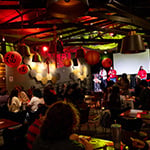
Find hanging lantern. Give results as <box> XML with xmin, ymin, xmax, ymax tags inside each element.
<box><xmin>85</xmin><ymin>50</ymin><xmax>100</xmax><ymax>65</ymax></box>
<box><xmin>76</xmin><ymin>47</ymin><xmax>85</xmax><ymax>58</ymax></box>
<box><xmin>17</xmin><ymin>43</ymin><xmax>31</xmax><ymax>57</ymax></box>
<box><xmin>17</xmin><ymin>64</ymin><xmax>29</xmax><ymax>74</ymax></box>
<box><xmin>102</xmin><ymin>58</ymin><xmax>112</xmax><ymax>68</ymax></box>
<box><xmin>63</xmin><ymin>58</ymin><xmax>72</xmax><ymax>67</ymax></box>
<box><xmin>4</xmin><ymin>51</ymin><xmax>22</xmax><ymax>67</ymax></box>
<box><xmin>32</xmin><ymin>52</ymin><xmax>42</xmax><ymax>62</ymax></box>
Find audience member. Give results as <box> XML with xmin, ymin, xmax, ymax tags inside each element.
<box><xmin>137</xmin><ymin>65</ymin><xmax>147</xmax><ymax>80</ymax></box>
<box><xmin>7</xmin><ymin>88</ymin><xmax>22</xmax><ymax>113</ymax></box>
<box><xmin>116</xmin><ymin>73</ymin><xmax>130</xmax><ymax>95</ymax></box>
<box><xmin>32</xmin><ymin>101</ymin><xmax>93</xmax><ymax>150</ymax></box>
<box><xmin>28</xmin><ymin>88</ymin><xmax>45</xmax><ymax>112</ymax></box>
<box><xmin>137</xmin><ymin>80</ymin><xmax>150</xmax><ymax>110</ymax></box>
<box><xmin>0</xmin><ymin>88</ymin><xmax>9</xmax><ymax>107</ymax></box>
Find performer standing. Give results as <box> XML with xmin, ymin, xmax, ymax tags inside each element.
<box><xmin>137</xmin><ymin>66</ymin><xmax>147</xmax><ymax>80</ymax></box>
<box><xmin>99</xmin><ymin>67</ymin><xmax>107</xmax><ymax>89</ymax></box>
<box><xmin>93</xmin><ymin>73</ymin><xmax>101</xmax><ymax>92</ymax></box>
<box><xmin>108</xmin><ymin>66</ymin><xmax>117</xmax><ymax>82</ymax></box>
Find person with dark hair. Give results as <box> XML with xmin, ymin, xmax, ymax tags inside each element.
<box><xmin>43</xmin><ymin>85</ymin><xmax>57</xmax><ymax>105</ymax></box>
<box><xmin>116</xmin><ymin>73</ymin><xmax>130</xmax><ymax>95</ymax></box>
<box><xmin>7</xmin><ymin>88</ymin><xmax>22</xmax><ymax>113</ymax></box>
<box><xmin>0</xmin><ymin>88</ymin><xmax>9</xmax><ymax>107</ymax></box>
<box><xmin>137</xmin><ymin>66</ymin><xmax>147</xmax><ymax>80</ymax></box>
<box><xmin>107</xmin><ymin>85</ymin><xmax>122</xmax><ymax>121</ymax></box>
<box><xmin>137</xmin><ymin>80</ymin><xmax>150</xmax><ymax>110</ymax></box>
<box><xmin>32</xmin><ymin>101</ymin><xmax>93</xmax><ymax>150</ymax></box>
<box><xmin>26</xmin><ymin>85</ymin><xmax>57</xmax><ymax>150</ymax></box>
<box><xmin>108</xmin><ymin>66</ymin><xmax>117</xmax><ymax>83</ymax></box>
<box><xmin>28</xmin><ymin>88</ymin><xmax>45</xmax><ymax>112</ymax></box>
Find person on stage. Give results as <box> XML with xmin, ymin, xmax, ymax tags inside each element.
<box><xmin>108</xmin><ymin>66</ymin><xmax>117</xmax><ymax>83</ymax></box>
<box><xmin>93</xmin><ymin>73</ymin><xmax>101</xmax><ymax>92</ymax></box>
<box><xmin>99</xmin><ymin>67</ymin><xmax>107</xmax><ymax>89</ymax></box>
<box><xmin>137</xmin><ymin>66</ymin><xmax>147</xmax><ymax>80</ymax></box>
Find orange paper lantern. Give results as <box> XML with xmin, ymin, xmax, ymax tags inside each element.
<box><xmin>85</xmin><ymin>50</ymin><xmax>100</xmax><ymax>65</ymax></box>
<box><xmin>17</xmin><ymin>64</ymin><xmax>29</xmax><ymax>74</ymax></box>
<box><xmin>102</xmin><ymin>58</ymin><xmax>112</xmax><ymax>68</ymax></box>
<box><xmin>4</xmin><ymin>51</ymin><xmax>22</xmax><ymax>67</ymax></box>
<box><xmin>63</xmin><ymin>58</ymin><xmax>72</xmax><ymax>67</ymax></box>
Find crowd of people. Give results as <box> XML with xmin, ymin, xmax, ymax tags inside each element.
<box><xmin>0</xmin><ymin>65</ymin><xmax>150</xmax><ymax>150</ymax></box>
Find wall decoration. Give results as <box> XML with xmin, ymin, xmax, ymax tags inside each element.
<box><xmin>4</xmin><ymin>51</ymin><xmax>22</xmax><ymax>67</ymax></box>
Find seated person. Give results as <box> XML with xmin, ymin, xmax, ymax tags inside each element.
<box><xmin>32</xmin><ymin>101</ymin><xmax>93</xmax><ymax>150</ymax></box>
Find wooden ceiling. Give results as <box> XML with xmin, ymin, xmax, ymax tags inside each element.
<box><xmin>0</xmin><ymin>0</ymin><xmax>150</xmax><ymax>52</ymax></box>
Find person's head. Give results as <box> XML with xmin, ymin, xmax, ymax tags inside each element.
<box><xmin>122</xmin><ymin>73</ymin><xmax>127</xmax><ymax>79</ymax></box>
<box><xmin>111</xmin><ymin>85</ymin><xmax>120</xmax><ymax>94</ymax></box>
<box><xmin>139</xmin><ymin>80</ymin><xmax>148</xmax><ymax>88</ymax></box>
<box><xmin>110</xmin><ymin>66</ymin><xmax>113</xmax><ymax>70</ymax></box>
<box><xmin>32</xmin><ymin>88</ymin><xmax>42</xmax><ymax>98</ymax></box>
<box><xmin>43</xmin><ymin>85</ymin><xmax>57</xmax><ymax>105</ymax></box>
<box><xmin>40</xmin><ymin>101</ymin><xmax>80</xmax><ymax>140</ymax></box>
<box><xmin>139</xmin><ymin>66</ymin><xmax>143</xmax><ymax>70</ymax></box>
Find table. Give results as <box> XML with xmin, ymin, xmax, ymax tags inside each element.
<box><xmin>79</xmin><ymin>135</ymin><xmax>127</xmax><ymax>150</ymax></box>
<box><xmin>120</xmin><ymin>109</ymin><xmax>150</xmax><ymax>120</ymax></box>
<box><xmin>0</xmin><ymin>119</ymin><xmax>21</xmax><ymax>130</ymax></box>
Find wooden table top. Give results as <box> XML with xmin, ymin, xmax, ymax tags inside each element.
<box><xmin>0</xmin><ymin>118</ymin><xmax>21</xmax><ymax>130</ymax></box>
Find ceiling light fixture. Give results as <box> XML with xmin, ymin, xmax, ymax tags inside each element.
<box><xmin>120</xmin><ymin>31</ymin><xmax>145</xmax><ymax>54</ymax></box>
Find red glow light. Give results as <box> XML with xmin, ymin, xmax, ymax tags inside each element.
<box><xmin>42</xmin><ymin>46</ymin><xmax>48</xmax><ymax>52</ymax></box>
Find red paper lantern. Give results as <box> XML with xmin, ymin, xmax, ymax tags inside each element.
<box><xmin>85</xmin><ymin>50</ymin><xmax>100</xmax><ymax>65</ymax></box>
<box><xmin>4</xmin><ymin>51</ymin><xmax>22</xmax><ymax>67</ymax></box>
<box><xmin>17</xmin><ymin>64</ymin><xmax>29</xmax><ymax>74</ymax></box>
<box><xmin>63</xmin><ymin>58</ymin><xmax>72</xmax><ymax>67</ymax></box>
<box><xmin>102</xmin><ymin>58</ymin><xmax>112</xmax><ymax>68</ymax></box>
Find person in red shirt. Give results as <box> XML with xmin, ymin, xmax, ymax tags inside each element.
<box><xmin>108</xmin><ymin>66</ymin><xmax>117</xmax><ymax>83</ymax></box>
<box><xmin>137</xmin><ymin>66</ymin><xmax>147</xmax><ymax>80</ymax></box>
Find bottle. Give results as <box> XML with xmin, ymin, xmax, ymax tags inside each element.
<box><xmin>111</xmin><ymin>124</ymin><xmax>122</xmax><ymax>150</ymax></box>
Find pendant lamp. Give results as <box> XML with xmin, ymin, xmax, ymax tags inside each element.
<box><xmin>47</xmin><ymin>0</ymin><xmax>89</xmax><ymax>19</ymax></box>
<box><xmin>32</xmin><ymin>53</ymin><xmax>42</xmax><ymax>62</ymax></box>
<box><xmin>120</xmin><ymin>31</ymin><xmax>145</xmax><ymax>54</ymax></box>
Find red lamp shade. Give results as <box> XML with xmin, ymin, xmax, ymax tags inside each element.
<box><xmin>4</xmin><ymin>51</ymin><xmax>22</xmax><ymax>67</ymax></box>
<box><xmin>102</xmin><ymin>58</ymin><xmax>112</xmax><ymax>68</ymax></box>
<box><xmin>17</xmin><ymin>64</ymin><xmax>29</xmax><ymax>74</ymax></box>
<box><xmin>85</xmin><ymin>50</ymin><xmax>100</xmax><ymax>65</ymax></box>
<box><xmin>63</xmin><ymin>58</ymin><xmax>72</xmax><ymax>67</ymax></box>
